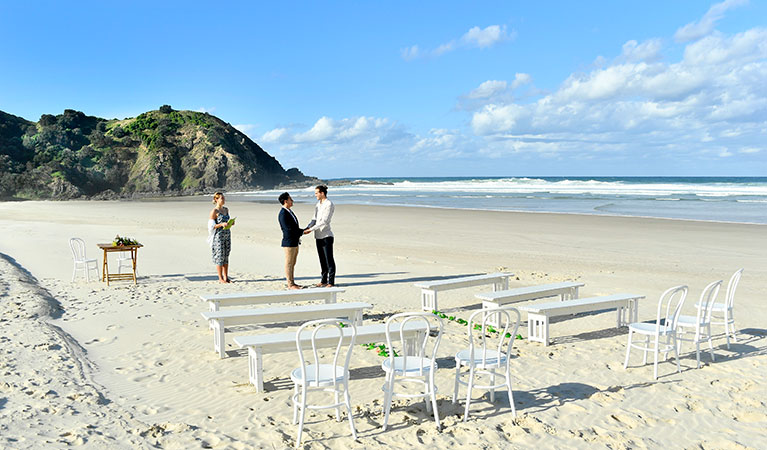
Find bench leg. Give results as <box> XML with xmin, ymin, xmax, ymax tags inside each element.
<box><xmin>209</xmin><ymin>301</ymin><xmax>219</xmax><ymax>330</ymax></box>
<box><xmin>421</xmin><ymin>290</ymin><xmax>437</xmax><ymax>311</ymax></box>
<box><xmin>328</xmin><ymin>292</ymin><xmax>337</xmax><ymax>304</ymax></box>
<box><xmin>248</xmin><ymin>347</ymin><xmax>264</xmax><ymax>392</ymax></box>
<box><xmin>482</xmin><ymin>301</ymin><xmax>501</xmax><ymax>327</ymax></box>
<box><xmin>349</xmin><ymin>311</ymin><xmax>363</xmax><ymax>326</ymax></box>
<box><xmin>527</xmin><ymin>313</ymin><xmax>549</xmax><ymax>346</ymax></box>
<box><xmin>213</xmin><ymin>320</ymin><xmax>226</xmax><ymax>358</ymax></box>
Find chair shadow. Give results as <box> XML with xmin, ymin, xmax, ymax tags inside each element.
<box><xmin>512</xmin><ymin>381</ymin><xmax>665</xmax><ymax>415</ymax></box>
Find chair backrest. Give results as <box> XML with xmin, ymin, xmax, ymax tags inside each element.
<box><xmin>466</xmin><ymin>307</ymin><xmax>521</xmax><ymax>369</ymax></box>
<box><xmin>725</xmin><ymin>269</ymin><xmax>744</xmax><ymax>309</ymax></box>
<box><xmin>655</xmin><ymin>285</ymin><xmax>688</xmax><ymax>331</ymax></box>
<box><xmin>295</xmin><ymin>318</ymin><xmax>356</xmax><ymax>388</ymax></box>
<box><xmin>384</xmin><ymin>312</ymin><xmax>443</xmax><ymax>376</ymax></box>
<box><xmin>69</xmin><ymin>238</ymin><xmax>87</xmax><ymax>261</ymax></box>
<box><xmin>696</xmin><ymin>280</ymin><xmax>723</xmax><ymax>325</ymax></box>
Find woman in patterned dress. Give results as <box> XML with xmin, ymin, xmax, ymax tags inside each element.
<box><xmin>209</xmin><ymin>192</ymin><xmax>233</xmax><ymax>283</ymax></box>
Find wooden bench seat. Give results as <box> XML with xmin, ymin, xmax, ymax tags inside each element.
<box><xmin>234</xmin><ymin>322</ymin><xmax>428</xmax><ymax>392</ymax></box>
<box><xmin>201</xmin><ymin>302</ymin><xmax>372</xmax><ymax>358</ymax></box>
<box><xmin>200</xmin><ymin>287</ymin><xmax>345</xmax><ymax>312</ymax></box>
<box><xmin>476</xmin><ymin>281</ymin><xmax>585</xmax><ymax>326</ymax></box>
<box><xmin>414</xmin><ymin>272</ymin><xmax>513</xmax><ymax>311</ymax></box>
<box><xmin>518</xmin><ymin>294</ymin><xmax>644</xmax><ymax>346</ymax></box>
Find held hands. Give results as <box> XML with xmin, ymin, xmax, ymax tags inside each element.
<box><xmin>303</xmin><ymin>228</ymin><xmax>312</xmax><ymax>235</ymax></box>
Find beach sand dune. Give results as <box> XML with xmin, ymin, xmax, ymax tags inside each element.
<box><xmin>0</xmin><ymin>200</ymin><xmax>765</xmax><ymax>448</ymax></box>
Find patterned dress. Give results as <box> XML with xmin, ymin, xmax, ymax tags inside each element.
<box><xmin>212</xmin><ymin>210</ymin><xmax>231</xmax><ymax>265</ymax></box>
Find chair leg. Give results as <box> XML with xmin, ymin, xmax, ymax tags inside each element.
<box><xmin>292</xmin><ymin>383</ymin><xmax>299</xmax><ymax>424</ymax></box>
<box><xmin>429</xmin><ymin>374</ymin><xmax>440</xmax><ymax>429</ymax></box>
<box><xmin>382</xmin><ymin>373</ymin><xmax>395</xmax><ymax>431</ymax></box>
<box><xmin>344</xmin><ymin>381</ymin><xmax>357</xmax><ymax>440</ymax></box>
<box><xmin>335</xmin><ymin>390</ymin><xmax>341</xmax><ymax>422</ymax></box>
<box><xmin>672</xmin><ymin>335</ymin><xmax>681</xmax><ymax>375</ymax></box>
<box><xmin>707</xmin><ymin>324</ymin><xmax>715</xmax><ymax>362</ymax></box>
<box><xmin>452</xmin><ymin>363</ymin><xmax>460</xmax><ymax>403</ymax></box>
<box><xmin>624</xmin><ymin>330</ymin><xmax>633</xmax><ymax>369</ymax></box>
<box><xmin>653</xmin><ymin>336</ymin><xmax>660</xmax><ymax>380</ymax></box>
<box><xmin>728</xmin><ymin>310</ymin><xmax>738</xmax><ymax>344</ymax></box>
<box><xmin>296</xmin><ymin>385</ymin><xmax>307</xmax><ymax>449</ymax></box>
<box><xmin>643</xmin><ymin>335</ymin><xmax>649</xmax><ymax>365</ymax></box>
<box><xmin>505</xmin><ymin>365</ymin><xmax>516</xmax><ymax>418</ymax></box>
<box><xmin>72</xmin><ymin>265</ymin><xmax>77</xmax><ymax>282</ymax></box>
<box><xmin>463</xmin><ymin>367</ymin><xmax>475</xmax><ymax>422</ymax></box>
<box><xmin>695</xmin><ymin>333</ymin><xmax>701</xmax><ymax>369</ymax></box>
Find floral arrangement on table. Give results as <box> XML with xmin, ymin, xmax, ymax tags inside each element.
<box><xmin>112</xmin><ymin>235</ymin><xmax>141</xmax><ymax>246</ymax></box>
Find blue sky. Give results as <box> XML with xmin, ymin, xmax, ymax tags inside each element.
<box><xmin>1</xmin><ymin>1</ymin><xmax>766</xmax><ymax>178</ymax></box>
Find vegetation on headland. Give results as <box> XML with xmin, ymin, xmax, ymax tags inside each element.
<box><xmin>0</xmin><ymin>106</ymin><xmax>317</xmax><ymax>200</ymax></box>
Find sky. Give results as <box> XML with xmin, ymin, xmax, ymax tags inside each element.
<box><xmin>1</xmin><ymin>0</ymin><xmax>766</xmax><ymax>178</ymax></box>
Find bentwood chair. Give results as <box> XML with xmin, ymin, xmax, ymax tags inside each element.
<box><xmin>624</xmin><ymin>285</ymin><xmax>688</xmax><ymax>380</ymax></box>
<box><xmin>69</xmin><ymin>238</ymin><xmax>99</xmax><ymax>282</ymax></box>
<box><xmin>453</xmin><ymin>306</ymin><xmax>521</xmax><ymax>421</ymax></box>
<box><xmin>290</xmin><ymin>318</ymin><xmax>357</xmax><ymax>448</ymax></box>
<box><xmin>381</xmin><ymin>312</ymin><xmax>444</xmax><ymax>431</ymax></box>
<box><xmin>677</xmin><ymin>280</ymin><xmax>722</xmax><ymax>369</ymax></box>
<box><xmin>698</xmin><ymin>269</ymin><xmax>743</xmax><ymax>349</ymax></box>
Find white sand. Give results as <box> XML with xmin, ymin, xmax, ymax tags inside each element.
<box><xmin>0</xmin><ymin>199</ymin><xmax>765</xmax><ymax>449</ymax></box>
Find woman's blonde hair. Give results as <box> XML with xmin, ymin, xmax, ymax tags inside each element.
<box><xmin>213</xmin><ymin>192</ymin><xmax>224</xmax><ymax>204</ymax></box>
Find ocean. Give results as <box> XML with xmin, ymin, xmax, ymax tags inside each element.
<box><xmin>229</xmin><ymin>177</ymin><xmax>767</xmax><ymax>225</ymax></box>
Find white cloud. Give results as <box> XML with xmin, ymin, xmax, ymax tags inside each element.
<box><xmin>739</xmin><ymin>147</ymin><xmax>760</xmax><ymax>153</ymax></box>
<box><xmin>400</xmin><ymin>45</ymin><xmax>421</xmax><ymax>61</ymax></box>
<box><xmin>261</xmin><ymin>127</ymin><xmax>287</xmax><ymax>143</ymax></box>
<box><xmin>510</xmin><ymin>73</ymin><xmax>532</xmax><ymax>89</ymax></box>
<box><xmin>719</xmin><ymin>149</ymin><xmax>734</xmax><ymax>157</ymax></box>
<box><xmin>467</xmin><ymin>80</ymin><xmax>508</xmax><ymax>99</ymax></box>
<box><xmin>674</xmin><ymin>0</ymin><xmax>748</xmax><ymax>42</ymax></box>
<box><xmin>402</xmin><ymin>24</ymin><xmax>512</xmax><ymax>60</ymax></box>
<box><xmin>461</xmin><ymin>25</ymin><xmax>510</xmax><ymax>49</ymax></box>
<box><xmin>465</xmin><ymin>24</ymin><xmax>767</xmax><ymax>165</ymax></box>
<box><xmin>295</xmin><ymin>116</ymin><xmax>336</xmax><ymax>143</ymax></box>
<box><xmin>620</xmin><ymin>39</ymin><xmax>663</xmax><ymax>62</ymax></box>
<box><xmin>196</xmin><ymin>107</ymin><xmax>216</xmax><ymax>113</ymax></box>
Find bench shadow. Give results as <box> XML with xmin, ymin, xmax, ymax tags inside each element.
<box><xmin>337</xmin><ymin>272</ymin><xmax>485</xmax><ymax>288</ymax></box>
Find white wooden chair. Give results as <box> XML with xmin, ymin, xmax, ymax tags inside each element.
<box><xmin>698</xmin><ymin>269</ymin><xmax>743</xmax><ymax>349</ymax></box>
<box><xmin>677</xmin><ymin>280</ymin><xmax>722</xmax><ymax>369</ymax></box>
<box><xmin>290</xmin><ymin>318</ymin><xmax>357</xmax><ymax>448</ymax></box>
<box><xmin>69</xmin><ymin>238</ymin><xmax>99</xmax><ymax>282</ymax></box>
<box><xmin>117</xmin><ymin>253</ymin><xmax>136</xmax><ymax>275</ymax></box>
<box><xmin>381</xmin><ymin>312</ymin><xmax>444</xmax><ymax>431</ymax></box>
<box><xmin>453</xmin><ymin>306</ymin><xmax>521</xmax><ymax>421</ymax></box>
<box><xmin>624</xmin><ymin>285</ymin><xmax>688</xmax><ymax>380</ymax></box>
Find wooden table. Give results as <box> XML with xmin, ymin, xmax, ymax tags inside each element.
<box><xmin>97</xmin><ymin>244</ymin><xmax>142</xmax><ymax>285</ymax></box>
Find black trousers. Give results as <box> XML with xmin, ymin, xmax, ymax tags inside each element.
<box><xmin>316</xmin><ymin>236</ymin><xmax>336</xmax><ymax>285</ymax></box>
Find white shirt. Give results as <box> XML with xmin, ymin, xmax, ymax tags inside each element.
<box><xmin>308</xmin><ymin>199</ymin><xmax>334</xmax><ymax>239</ymax></box>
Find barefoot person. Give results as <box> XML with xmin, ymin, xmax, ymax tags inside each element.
<box><xmin>303</xmin><ymin>185</ymin><xmax>336</xmax><ymax>287</ymax></box>
<box><xmin>208</xmin><ymin>192</ymin><xmax>234</xmax><ymax>283</ymax></box>
<box><xmin>278</xmin><ymin>192</ymin><xmax>303</xmax><ymax>289</ymax></box>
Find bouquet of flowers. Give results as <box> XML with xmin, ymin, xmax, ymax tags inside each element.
<box><xmin>112</xmin><ymin>235</ymin><xmax>141</xmax><ymax>246</ymax></box>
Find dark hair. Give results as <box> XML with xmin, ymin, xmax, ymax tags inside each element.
<box><xmin>278</xmin><ymin>192</ymin><xmax>291</xmax><ymax>205</ymax></box>
<box><xmin>315</xmin><ymin>185</ymin><xmax>328</xmax><ymax>195</ymax></box>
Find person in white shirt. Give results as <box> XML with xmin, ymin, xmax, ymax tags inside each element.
<box><xmin>303</xmin><ymin>185</ymin><xmax>336</xmax><ymax>287</ymax></box>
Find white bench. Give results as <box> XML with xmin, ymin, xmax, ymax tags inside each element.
<box><xmin>233</xmin><ymin>322</ymin><xmax>428</xmax><ymax>392</ymax></box>
<box><xmin>518</xmin><ymin>294</ymin><xmax>644</xmax><ymax>346</ymax></box>
<box><xmin>414</xmin><ymin>272</ymin><xmax>513</xmax><ymax>311</ymax></box>
<box><xmin>201</xmin><ymin>302</ymin><xmax>372</xmax><ymax>358</ymax></box>
<box><xmin>476</xmin><ymin>281</ymin><xmax>585</xmax><ymax>326</ymax></box>
<box><xmin>200</xmin><ymin>287</ymin><xmax>345</xmax><ymax>312</ymax></box>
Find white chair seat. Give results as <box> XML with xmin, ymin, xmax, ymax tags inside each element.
<box><xmin>696</xmin><ymin>302</ymin><xmax>727</xmax><ymax>312</ymax></box>
<box><xmin>629</xmin><ymin>322</ymin><xmax>674</xmax><ymax>335</ymax></box>
<box><xmin>455</xmin><ymin>349</ymin><xmax>507</xmax><ymax>367</ymax></box>
<box><xmin>382</xmin><ymin>356</ymin><xmax>435</xmax><ymax>374</ymax></box>
<box><xmin>290</xmin><ymin>364</ymin><xmax>346</xmax><ymax>386</ymax></box>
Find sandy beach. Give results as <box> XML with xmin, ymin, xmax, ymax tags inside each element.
<box><xmin>1</xmin><ymin>198</ymin><xmax>765</xmax><ymax>449</ymax></box>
